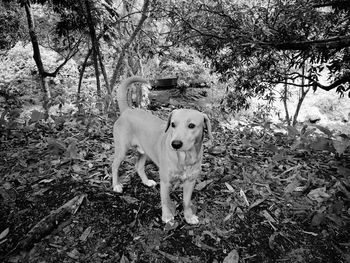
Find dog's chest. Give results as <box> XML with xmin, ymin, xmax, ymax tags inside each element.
<box><xmin>170</xmin><ymin>152</ymin><xmax>201</xmax><ymax>182</ymax></box>
<box><xmin>170</xmin><ymin>164</ymin><xmax>201</xmax><ymax>182</ymax></box>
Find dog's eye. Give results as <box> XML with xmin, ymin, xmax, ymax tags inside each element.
<box><xmin>171</xmin><ymin>122</ymin><xmax>176</xmax><ymax>128</ymax></box>
<box><xmin>188</xmin><ymin>123</ymin><xmax>195</xmax><ymax>129</ymax></box>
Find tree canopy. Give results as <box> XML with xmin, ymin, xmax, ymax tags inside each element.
<box><xmin>165</xmin><ymin>0</ymin><xmax>350</xmax><ymax>96</ymax></box>
<box><xmin>1</xmin><ymin>0</ymin><xmax>349</xmax><ymax>110</ymax></box>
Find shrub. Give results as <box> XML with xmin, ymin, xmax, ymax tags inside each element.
<box><xmin>155</xmin><ymin>46</ymin><xmax>218</xmax><ymax>88</ymax></box>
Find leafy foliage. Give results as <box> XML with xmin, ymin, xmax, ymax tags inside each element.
<box><xmin>156</xmin><ymin>46</ymin><xmax>218</xmax><ymax>88</ymax></box>
<box><xmin>166</xmin><ymin>0</ymin><xmax>350</xmax><ymax>96</ymax></box>
<box><xmin>0</xmin><ymin>1</ymin><xmax>25</xmax><ymax>49</ymax></box>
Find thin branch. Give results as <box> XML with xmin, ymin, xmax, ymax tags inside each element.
<box><xmin>43</xmin><ymin>37</ymin><xmax>82</xmax><ymax>78</ymax></box>
<box><xmin>270</xmin><ymin>71</ymin><xmax>350</xmax><ymax>92</ymax></box>
<box><xmin>269</xmin><ymin>81</ymin><xmax>314</xmax><ymax>87</ymax></box>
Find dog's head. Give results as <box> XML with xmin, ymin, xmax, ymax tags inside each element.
<box><xmin>165</xmin><ymin>109</ymin><xmax>213</xmax><ymax>152</ymax></box>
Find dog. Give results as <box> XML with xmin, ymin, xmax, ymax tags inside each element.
<box><xmin>112</xmin><ymin>76</ymin><xmax>213</xmax><ymax>224</ymax></box>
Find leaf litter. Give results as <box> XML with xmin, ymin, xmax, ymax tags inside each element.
<box><xmin>0</xmin><ymin>111</ymin><xmax>349</xmax><ymax>262</ymax></box>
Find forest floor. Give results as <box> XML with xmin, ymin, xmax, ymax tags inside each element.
<box><xmin>1</xmin><ymin>97</ymin><xmax>350</xmax><ymax>263</ymax></box>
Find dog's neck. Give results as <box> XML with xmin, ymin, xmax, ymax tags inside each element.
<box><xmin>176</xmin><ymin>147</ymin><xmax>201</xmax><ymax>167</ymax></box>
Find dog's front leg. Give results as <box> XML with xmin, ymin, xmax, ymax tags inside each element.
<box><xmin>160</xmin><ymin>180</ymin><xmax>175</xmax><ymax>223</ymax></box>
<box><xmin>183</xmin><ymin>179</ymin><xmax>199</xmax><ymax>224</ymax></box>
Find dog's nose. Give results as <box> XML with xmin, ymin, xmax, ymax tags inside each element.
<box><xmin>171</xmin><ymin>140</ymin><xmax>183</xmax><ymax>150</ymax></box>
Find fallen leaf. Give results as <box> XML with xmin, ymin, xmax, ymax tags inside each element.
<box><xmin>269</xmin><ymin>233</ymin><xmax>277</xmax><ymax>249</ymax></box>
<box><xmin>284</xmin><ymin>180</ymin><xmax>300</xmax><ymax>194</ymax></box>
<box><xmin>223</xmin><ymin>213</ymin><xmax>233</xmax><ymax>222</ymax></box>
<box><xmin>120</xmin><ymin>196</ymin><xmax>139</xmax><ymax>204</ymax></box>
<box><xmin>225</xmin><ymin>182</ymin><xmax>235</xmax><ymax>193</ymax></box>
<box><xmin>223</xmin><ymin>249</ymin><xmax>239</xmax><ymax>263</ymax></box>
<box><xmin>72</xmin><ymin>164</ymin><xmax>82</xmax><ymax>173</ymax></box>
<box><xmin>195</xmin><ymin>179</ymin><xmax>213</xmax><ymax>191</ymax></box>
<box><xmin>311</xmin><ymin>212</ymin><xmax>325</xmax><ymax>227</ymax></box>
<box><xmin>164</xmin><ymin>220</ymin><xmax>178</xmax><ymax>231</ymax></box>
<box><xmin>236</xmin><ymin>207</ymin><xmax>244</xmax><ymax>220</ymax></box>
<box><xmin>0</xmin><ymin>228</ymin><xmax>9</xmax><ymax>240</ymax></box>
<box><xmin>337</xmin><ymin>166</ymin><xmax>350</xmax><ymax>177</ymax></box>
<box><xmin>101</xmin><ymin>142</ymin><xmax>111</xmax><ymax>150</ymax></box>
<box><xmin>79</xmin><ymin>226</ymin><xmax>92</xmax><ymax>241</ymax></box>
<box><xmin>240</xmin><ymin>189</ymin><xmax>249</xmax><ymax>206</ymax></box>
<box><xmin>327</xmin><ymin>214</ymin><xmax>343</xmax><ymax>226</ymax></box>
<box><xmin>2</xmin><ymin>182</ymin><xmax>12</xmax><ymax>190</ymax></box>
<box><xmin>307</xmin><ymin>187</ymin><xmax>330</xmax><ymax>203</ymax></box>
<box><xmin>67</xmin><ymin>248</ymin><xmax>80</xmax><ymax>259</ymax></box>
<box><xmin>333</xmin><ymin>139</ymin><xmax>350</xmax><ymax>155</ymax></box>
<box><xmin>39</xmin><ymin>178</ymin><xmax>55</xmax><ymax>184</ymax></box>
<box><xmin>287</xmin><ymin>125</ymin><xmax>299</xmax><ymax>137</ymax></box>
<box><xmin>47</xmin><ymin>138</ymin><xmax>66</xmax><ymax>155</ymax></box>
<box><xmin>208</xmin><ymin>146</ymin><xmax>225</xmax><ymax>155</ymax></box>
<box><xmin>33</xmin><ymin>188</ymin><xmax>50</xmax><ymax>196</ymax></box>
<box><xmin>66</xmin><ymin>140</ymin><xmax>81</xmax><ymax>160</ymax></box>
<box><xmin>261</xmin><ymin>210</ymin><xmax>276</xmax><ymax>223</ymax></box>
<box><xmin>30</xmin><ymin>110</ymin><xmax>45</xmax><ymax>122</ymax></box>
<box><xmin>265</xmin><ymin>143</ymin><xmax>279</xmax><ymax>153</ymax></box>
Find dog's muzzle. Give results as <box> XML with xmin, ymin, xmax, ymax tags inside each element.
<box><xmin>171</xmin><ymin>140</ymin><xmax>183</xmax><ymax>150</ymax></box>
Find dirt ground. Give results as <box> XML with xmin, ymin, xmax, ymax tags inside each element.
<box><xmin>1</xmin><ymin>109</ymin><xmax>350</xmax><ymax>263</ymax></box>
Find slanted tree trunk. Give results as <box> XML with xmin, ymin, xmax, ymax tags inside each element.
<box><xmin>77</xmin><ymin>48</ymin><xmax>93</xmax><ymax>102</ymax></box>
<box><xmin>292</xmin><ymin>63</ymin><xmax>310</xmax><ymax>126</ymax></box>
<box><xmin>98</xmin><ymin>52</ymin><xmax>110</xmax><ymax>94</ymax></box>
<box><xmin>23</xmin><ymin>0</ymin><xmax>51</xmax><ymax>117</ymax></box>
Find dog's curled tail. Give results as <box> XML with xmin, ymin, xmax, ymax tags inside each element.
<box><xmin>117</xmin><ymin>76</ymin><xmax>149</xmax><ymax>113</ymax></box>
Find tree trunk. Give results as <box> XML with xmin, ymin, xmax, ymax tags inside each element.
<box><xmin>77</xmin><ymin>48</ymin><xmax>93</xmax><ymax>102</ymax></box>
<box><xmin>98</xmin><ymin>52</ymin><xmax>111</xmax><ymax>94</ymax></box>
<box><xmin>23</xmin><ymin>0</ymin><xmax>50</xmax><ymax>116</ymax></box>
<box><xmin>292</xmin><ymin>63</ymin><xmax>310</xmax><ymax>126</ymax></box>
<box><xmin>283</xmin><ymin>76</ymin><xmax>291</xmax><ymax>126</ymax></box>
<box><xmin>84</xmin><ymin>0</ymin><xmax>101</xmax><ymax>97</ymax></box>
<box><xmin>110</xmin><ymin>0</ymin><xmax>150</xmax><ymax>91</ymax></box>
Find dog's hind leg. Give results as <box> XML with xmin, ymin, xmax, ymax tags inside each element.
<box><xmin>135</xmin><ymin>153</ymin><xmax>157</xmax><ymax>187</ymax></box>
<box><xmin>112</xmin><ymin>140</ymin><xmax>127</xmax><ymax>193</ymax></box>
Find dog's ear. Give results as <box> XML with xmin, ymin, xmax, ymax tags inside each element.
<box><xmin>194</xmin><ymin>129</ymin><xmax>204</xmax><ymax>156</ymax></box>
<box><xmin>165</xmin><ymin>112</ymin><xmax>173</xmax><ymax>132</ymax></box>
<box><xmin>203</xmin><ymin>114</ymin><xmax>213</xmax><ymax>146</ymax></box>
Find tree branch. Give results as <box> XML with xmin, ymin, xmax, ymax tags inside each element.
<box><xmin>262</xmin><ymin>36</ymin><xmax>350</xmax><ymax>51</ymax></box>
<box><xmin>269</xmin><ymin>71</ymin><xmax>350</xmax><ymax>91</ymax></box>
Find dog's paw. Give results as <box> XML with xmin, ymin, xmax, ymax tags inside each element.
<box><xmin>185</xmin><ymin>214</ymin><xmax>199</xmax><ymax>225</ymax></box>
<box><xmin>113</xmin><ymin>183</ymin><xmax>123</xmax><ymax>193</ymax></box>
<box><xmin>144</xmin><ymin>179</ymin><xmax>157</xmax><ymax>187</ymax></box>
<box><xmin>162</xmin><ymin>214</ymin><xmax>175</xmax><ymax>224</ymax></box>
